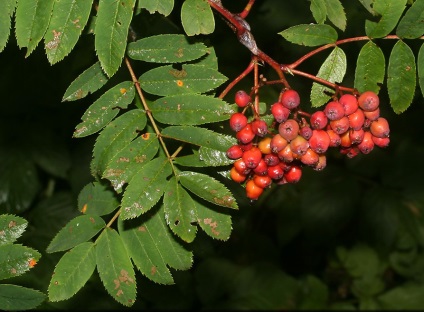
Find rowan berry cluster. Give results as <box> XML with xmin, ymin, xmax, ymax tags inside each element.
<box><xmin>226</xmin><ymin>89</ymin><xmax>390</xmax><ymax>200</ymax></box>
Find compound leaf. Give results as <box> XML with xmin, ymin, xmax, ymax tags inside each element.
<box><xmin>62</xmin><ymin>62</ymin><xmax>108</xmax><ymax>102</ymax></box>
<box><xmin>354</xmin><ymin>41</ymin><xmax>386</xmax><ymax>94</ymax></box>
<box><xmin>77</xmin><ymin>182</ymin><xmax>120</xmax><ymax>216</ymax></box>
<box><xmin>199</xmin><ymin>146</ymin><xmax>234</xmax><ymax>167</ymax></box>
<box><xmin>161</xmin><ymin>126</ymin><xmax>236</xmax><ymax>152</ymax></box>
<box><xmin>102</xmin><ymin>133</ymin><xmax>159</xmax><ymax>192</ymax></box>
<box><xmin>73</xmin><ymin>81</ymin><xmax>135</xmax><ymax>138</ymax></box>
<box><xmin>279</xmin><ymin>24</ymin><xmax>337</xmax><ymax>46</ymax></box>
<box><xmin>0</xmin><ymin>244</ymin><xmax>40</xmax><ymax>279</ymax></box>
<box><xmin>366</xmin><ymin>0</ymin><xmax>407</xmax><ymax>38</ymax></box>
<box><xmin>323</xmin><ymin>0</ymin><xmax>346</xmax><ymax>31</ymax></box>
<box><xmin>121</xmin><ymin>157</ymin><xmax>172</xmax><ymax>219</ymax></box>
<box><xmin>150</xmin><ymin>94</ymin><xmax>234</xmax><ymax>125</ymax></box>
<box><xmin>44</xmin><ymin>0</ymin><xmax>93</xmax><ymax>64</ymax></box>
<box><xmin>95</xmin><ymin>0</ymin><xmax>135</xmax><ymax>77</ymax></box>
<box><xmin>136</xmin><ymin>0</ymin><xmax>173</xmax><ymax>16</ymax></box>
<box><xmin>397</xmin><ymin>0</ymin><xmax>424</xmax><ymax>39</ymax></box>
<box><xmin>310</xmin><ymin>0</ymin><xmax>327</xmax><ymax>24</ymax></box>
<box><xmin>387</xmin><ymin>40</ymin><xmax>416</xmax><ymax>114</ymax></box>
<box><xmin>96</xmin><ymin>228</ymin><xmax>136</xmax><ymax>307</ymax></box>
<box><xmin>91</xmin><ymin>109</ymin><xmax>147</xmax><ymax>177</ymax></box>
<box><xmin>0</xmin><ymin>284</ymin><xmax>45</xmax><ymax>311</ymax></box>
<box><xmin>181</xmin><ymin>0</ymin><xmax>214</xmax><ymax>36</ymax></box>
<box><xmin>48</xmin><ymin>242</ymin><xmax>96</xmax><ymax>302</ymax></box>
<box><xmin>118</xmin><ymin>207</ymin><xmax>193</xmax><ymax>284</ymax></box>
<box><xmin>0</xmin><ymin>0</ymin><xmax>16</xmax><ymax>53</ymax></box>
<box><xmin>47</xmin><ymin>214</ymin><xmax>105</xmax><ymax>253</ymax></box>
<box><xmin>15</xmin><ymin>0</ymin><xmax>54</xmax><ymax>57</ymax></box>
<box><xmin>174</xmin><ymin>150</ymin><xmax>209</xmax><ymax>167</ymax></box>
<box><xmin>163</xmin><ymin>177</ymin><xmax>197</xmax><ymax>243</ymax></box>
<box><xmin>127</xmin><ymin>34</ymin><xmax>209</xmax><ymax>63</ymax></box>
<box><xmin>311</xmin><ymin>47</ymin><xmax>346</xmax><ymax>107</ymax></box>
<box><xmin>0</xmin><ymin>214</ymin><xmax>27</xmax><ymax>246</ymax></box>
<box><xmin>178</xmin><ymin>171</ymin><xmax>238</xmax><ymax>209</ymax></box>
<box><xmin>139</xmin><ymin>64</ymin><xmax>227</xmax><ymax>96</ymax></box>
<box><xmin>195</xmin><ymin>200</ymin><xmax>232</xmax><ymax>241</ymax></box>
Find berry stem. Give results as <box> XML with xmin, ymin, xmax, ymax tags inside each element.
<box><xmin>253</xmin><ymin>56</ymin><xmax>260</xmax><ymax>116</ymax></box>
<box><xmin>239</xmin><ymin>0</ymin><xmax>256</xmax><ymax>18</ymax></box>
<box><xmin>219</xmin><ymin>59</ymin><xmax>255</xmax><ymax>99</ymax></box>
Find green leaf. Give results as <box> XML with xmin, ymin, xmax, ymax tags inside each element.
<box><xmin>15</xmin><ymin>0</ymin><xmax>55</xmax><ymax>57</ymax></box>
<box><xmin>48</xmin><ymin>242</ymin><xmax>96</xmax><ymax>301</ymax></box>
<box><xmin>358</xmin><ymin>0</ymin><xmax>377</xmax><ymax>15</ymax></box>
<box><xmin>96</xmin><ymin>228</ymin><xmax>136</xmax><ymax>307</ymax></box>
<box><xmin>102</xmin><ymin>133</ymin><xmax>159</xmax><ymax>192</ymax></box>
<box><xmin>73</xmin><ymin>81</ymin><xmax>135</xmax><ymax>138</ymax></box>
<box><xmin>387</xmin><ymin>40</ymin><xmax>416</xmax><ymax>114</ymax></box>
<box><xmin>378</xmin><ymin>282</ymin><xmax>424</xmax><ymax>309</ymax></box>
<box><xmin>178</xmin><ymin>171</ymin><xmax>238</xmax><ymax>209</ymax></box>
<box><xmin>196</xmin><ymin>46</ymin><xmax>218</xmax><ymax>69</ymax></box>
<box><xmin>0</xmin><ymin>0</ymin><xmax>16</xmax><ymax>53</ymax></box>
<box><xmin>62</xmin><ymin>62</ymin><xmax>108</xmax><ymax>102</ymax></box>
<box><xmin>323</xmin><ymin>0</ymin><xmax>346</xmax><ymax>31</ymax></box>
<box><xmin>310</xmin><ymin>47</ymin><xmax>346</xmax><ymax>107</ymax></box>
<box><xmin>174</xmin><ymin>150</ymin><xmax>209</xmax><ymax>167</ymax></box>
<box><xmin>0</xmin><ymin>284</ymin><xmax>45</xmax><ymax>310</ymax></box>
<box><xmin>46</xmin><ymin>214</ymin><xmax>105</xmax><ymax>253</ymax></box>
<box><xmin>95</xmin><ymin>0</ymin><xmax>135</xmax><ymax>77</ymax></box>
<box><xmin>44</xmin><ymin>0</ymin><xmax>93</xmax><ymax>64</ymax></box>
<box><xmin>150</xmin><ymin>94</ymin><xmax>235</xmax><ymax>125</ymax></box>
<box><xmin>0</xmin><ymin>244</ymin><xmax>40</xmax><ymax>279</ymax></box>
<box><xmin>0</xmin><ymin>214</ymin><xmax>27</xmax><ymax>246</ymax></box>
<box><xmin>199</xmin><ymin>146</ymin><xmax>234</xmax><ymax>166</ymax></box>
<box><xmin>354</xmin><ymin>41</ymin><xmax>386</xmax><ymax>94</ymax></box>
<box><xmin>298</xmin><ymin>275</ymin><xmax>329</xmax><ymax>310</ymax></box>
<box><xmin>366</xmin><ymin>0</ymin><xmax>407</xmax><ymax>38</ymax></box>
<box><xmin>310</xmin><ymin>0</ymin><xmax>327</xmax><ymax>24</ymax></box>
<box><xmin>0</xmin><ymin>149</ymin><xmax>40</xmax><ymax>214</ymax></box>
<box><xmin>163</xmin><ymin>177</ymin><xmax>197</xmax><ymax>243</ymax></box>
<box><xmin>91</xmin><ymin>109</ymin><xmax>147</xmax><ymax>177</ymax></box>
<box><xmin>418</xmin><ymin>43</ymin><xmax>424</xmax><ymax>97</ymax></box>
<box><xmin>77</xmin><ymin>182</ymin><xmax>120</xmax><ymax>216</ymax></box>
<box><xmin>121</xmin><ymin>157</ymin><xmax>172</xmax><ymax>219</ymax></box>
<box><xmin>161</xmin><ymin>126</ymin><xmax>236</xmax><ymax>152</ymax></box>
<box><xmin>195</xmin><ymin>199</ymin><xmax>232</xmax><ymax>240</ymax></box>
<box><xmin>118</xmin><ymin>207</ymin><xmax>193</xmax><ymax>285</ymax></box>
<box><xmin>128</xmin><ymin>34</ymin><xmax>209</xmax><ymax>63</ymax></box>
<box><xmin>279</xmin><ymin>24</ymin><xmax>337</xmax><ymax>46</ymax></box>
<box><xmin>136</xmin><ymin>0</ymin><xmax>173</xmax><ymax>16</ymax></box>
<box><xmin>181</xmin><ymin>0</ymin><xmax>215</xmax><ymax>36</ymax></box>
<box><xmin>139</xmin><ymin>64</ymin><xmax>227</xmax><ymax>96</ymax></box>
<box><xmin>397</xmin><ymin>0</ymin><xmax>424</xmax><ymax>39</ymax></box>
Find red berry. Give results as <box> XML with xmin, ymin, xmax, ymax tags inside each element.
<box><xmin>340</xmin><ymin>131</ymin><xmax>352</xmax><ymax>148</ymax></box>
<box><xmin>253</xmin><ymin>159</ymin><xmax>268</xmax><ymax>175</ymax></box>
<box><xmin>279</xmin><ymin>119</ymin><xmax>300</xmax><ymax>142</ymax></box>
<box><xmin>270</xmin><ymin>134</ymin><xmax>288</xmax><ymax>153</ymax></box>
<box><xmin>239</xmin><ymin>141</ymin><xmax>253</xmax><ymax>151</ymax></box>
<box><xmin>242</xmin><ymin>147</ymin><xmax>262</xmax><ymax>169</ymax></box>
<box><xmin>267</xmin><ymin>164</ymin><xmax>285</xmax><ymax>180</ymax></box>
<box><xmin>263</xmin><ymin>153</ymin><xmax>280</xmax><ymax>166</ymax></box>
<box><xmin>300</xmin><ymin>148</ymin><xmax>319</xmax><ymax>166</ymax></box>
<box><xmin>226</xmin><ymin>145</ymin><xmax>243</xmax><ymax>160</ymax></box>
<box><xmin>271</xmin><ymin>102</ymin><xmax>291</xmax><ymax>123</ymax></box>
<box><xmin>326</xmin><ymin>129</ymin><xmax>341</xmax><ymax>147</ymax></box>
<box><xmin>309</xmin><ymin>129</ymin><xmax>330</xmax><ymax>154</ymax></box>
<box><xmin>230</xmin><ymin>113</ymin><xmax>248</xmax><ymax>132</ymax></box>
<box><xmin>299</xmin><ymin>125</ymin><xmax>313</xmax><ymax>140</ymax></box>
<box><xmin>235</xmin><ymin>90</ymin><xmax>251</xmax><ymax>108</ymax></box>
<box><xmin>357</xmin><ymin>131</ymin><xmax>374</xmax><ymax>154</ymax></box>
<box><xmin>363</xmin><ymin>108</ymin><xmax>380</xmax><ymax>121</ymax></box>
<box><xmin>253</xmin><ymin>174</ymin><xmax>272</xmax><ymax>188</ymax></box>
<box><xmin>258</xmin><ymin>137</ymin><xmax>272</xmax><ymax>154</ymax></box>
<box><xmin>251</xmin><ymin>119</ymin><xmax>268</xmax><ymax>137</ymax></box>
<box><xmin>284</xmin><ymin>165</ymin><xmax>302</xmax><ymax>183</ymax></box>
<box><xmin>349</xmin><ymin>129</ymin><xmax>365</xmax><ymax>145</ymax></box>
<box><xmin>230</xmin><ymin>167</ymin><xmax>247</xmax><ymax>183</ymax></box>
<box><xmin>233</xmin><ymin>159</ymin><xmax>251</xmax><ymax>175</ymax></box>
<box><xmin>290</xmin><ymin>135</ymin><xmax>309</xmax><ymax>156</ymax></box>
<box><xmin>370</xmin><ymin>117</ymin><xmax>390</xmax><ymax>138</ymax></box>
<box><xmin>372</xmin><ymin>135</ymin><xmax>390</xmax><ymax>148</ymax></box>
<box><xmin>324</xmin><ymin>100</ymin><xmax>345</xmax><ymax>121</ymax></box>
<box><xmin>339</xmin><ymin>94</ymin><xmax>358</xmax><ymax>116</ymax></box>
<box><xmin>330</xmin><ymin>116</ymin><xmax>350</xmax><ymax>135</ymax></box>
<box><xmin>246</xmin><ymin>179</ymin><xmax>264</xmax><ymax>200</ymax></box>
<box><xmin>310</xmin><ymin>111</ymin><xmax>328</xmax><ymax>129</ymax></box>
<box><xmin>313</xmin><ymin>154</ymin><xmax>327</xmax><ymax>171</ymax></box>
<box><xmin>281</xmin><ymin>89</ymin><xmax>300</xmax><ymax>110</ymax></box>
<box><xmin>236</xmin><ymin>123</ymin><xmax>255</xmax><ymax>144</ymax></box>
<box><xmin>358</xmin><ymin>91</ymin><xmax>379</xmax><ymax>112</ymax></box>
<box><xmin>277</xmin><ymin>144</ymin><xmax>295</xmax><ymax>163</ymax></box>
<box><xmin>348</xmin><ymin>108</ymin><xmax>365</xmax><ymax>131</ymax></box>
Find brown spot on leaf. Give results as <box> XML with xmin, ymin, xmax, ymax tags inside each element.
<box><xmin>0</xmin><ymin>230</ymin><xmax>4</xmax><ymax>236</ymax></box>
<box><xmin>8</xmin><ymin>220</ymin><xmax>16</xmax><ymax>228</ymax></box>
<box><xmin>202</xmin><ymin>218</ymin><xmax>220</xmax><ymax>236</ymax></box>
<box><xmin>169</xmin><ymin>68</ymin><xmax>187</xmax><ymax>78</ymax></box>
<box><xmin>46</xmin><ymin>30</ymin><xmax>61</xmax><ymax>50</ymax></box>
<box><xmin>116</xmin><ymin>289</ymin><xmax>124</xmax><ymax>297</ymax></box>
<box><xmin>10</xmin><ymin>268</ymin><xmax>17</xmax><ymax>274</ymax></box>
<box><xmin>141</xmin><ymin>133</ymin><xmax>150</xmax><ymax>140</ymax></box>
<box><xmin>151</xmin><ymin>266</ymin><xmax>157</xmax><ymax>275</ymax></box>
<box><xmin>118</xmin><ymin>157</ymin><xmax>130</xmax><ymax>162</ymax></box>
<box><xmin>69</xmin><ymin>225</ymin><xmax>73</xmax><ymax>233</ymax></box>
<box><xmin>118</xmin><ymin>269</ymin><xmax>134</xmax><ymax>284</ymax></box>
<box><xmin>135</xmin><ymin>155</ymin><xmax>147</xmax><ymax>163</ymax></box>
<box><xmin>175</xmin><ymin>48</ymin><xmax>184</xmax><ymax>58</ymax></box>
<box><xmin>89</xmin><ymin>217</ymin><xmax>95</xmax><ymax>224</ymax></box>
<box><xmin>104</xmin><ymin>168</ymin><xmax>124</xmax><ymax>177</ymax></box>
<box><xmin>138</xmin><ymin>226</ymin><xmax>146</xmax><ymax>232</ymax></box>
<box><xmin>213</xmin><ymin>195</ymin><xmax>234</xmax><ymax>207</ymax></box>
<box><xmin>74</xmin><ymin>89</ymin><xmax>84</xmax><ymax>99</ymax></box>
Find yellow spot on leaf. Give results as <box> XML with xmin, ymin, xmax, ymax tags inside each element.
<box><xmin>176</xmin><ymin>80</ymin><xmax>184</xmax><ymax>87</ymax></box>
<box><xmin>28</xmin><ymin>258</ymin><xmax>37</xmax><ymax>268</ymax></box>
<box><xmin>120</xmin><ymin>88</ymin><xmax>127</xmax><ymax>94</ymax></box>
<box><xmin>81</xmin><ymin>204</ymin><xmax>88</xmax><ymax>213</ymax></box>
<box><xmin>141</xmin><ymin>133</ymin><xmax>150</xmax><ymax>140</ymax></box>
